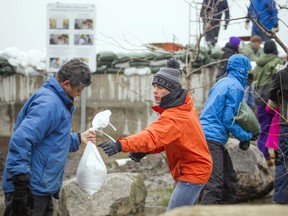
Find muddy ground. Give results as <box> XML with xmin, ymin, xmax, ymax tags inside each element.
<box><xmin>0</xmin><ymin>135</ymin><xmax>274</xmax><ymax>216</ymax></box>
<box><xmin>64</xmin><ymin>136</ymin><xmax>174</xmax><ymax>214</ymax></box>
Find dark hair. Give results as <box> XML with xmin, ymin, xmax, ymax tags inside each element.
<box><xmin>57</xmin><ymin>59</ymin><xmax>91</xmax><ymax>88</ymax></box>
<box><xmin>264</xmin><ymin>40</ymin><xmax>278</xmax><ymax>55</ymax></box>
<box><xmin>250</xmin><ymin>35</ymin><xmax>262</xmax><ymax>43</ymax></box>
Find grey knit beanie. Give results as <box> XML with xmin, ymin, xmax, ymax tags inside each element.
<box><xmin>152</xmin><ymin>67</ymin><xmax>181</xmax><ymax>92</ymax></box>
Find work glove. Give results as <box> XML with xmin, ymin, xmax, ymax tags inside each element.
<box><xmin>251</xmin><ymin>132</ymin><xmax>259</xmax><ymax>141</ymax></box>
<box><xmin>271</xmin><ymin>24</ymin><xmax>279</xmax><ymax>33</ymax></box>
<box><xmin>245</xmin><ymin>21</ymin><xmax>250</xmax><ymax>30</ymax></box>
<box><xmin>98</xmin><ymin>141</ymin><xmax>122</xmax><ymax>156</ymax></box>
<box><xmin>129</xmin><ymin>152</ymin><xmax>148</xmax><ymax>162</ymax></box>
<box><xmin>9</xmin><ymin>174</ymin><xmax>34</xmax><ymax>216</ymax></box>
<box><xmin>239</xmin><ymin>140</ymin><xmax>250</xmax><ymax>151</ymax></box>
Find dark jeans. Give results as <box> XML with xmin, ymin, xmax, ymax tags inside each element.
<box><xmin>204</xmin><ymin>22</ymin><xmax>220</xmax><ymax>46</ymax></box>
<box><xmin>201</xmin><ymin>140</ymin><xmax>237</xmax><ymax>204</ymax></box>
<box><xmin>274</xmin><ymin>125</ymin><xmax>288</xmax><ymax>204</ymax></box>
<box><xmin>4</xmin><ymin>193</ymin><xmax>54</xmax><ymax>216</ymax></box>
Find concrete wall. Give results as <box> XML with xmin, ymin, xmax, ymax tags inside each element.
<box><xmin>0</xmin><ymin>68</ymin><xmax>215</xmax><ymax>139</ymax></box>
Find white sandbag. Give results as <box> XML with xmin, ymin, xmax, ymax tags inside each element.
<box><xmin>76</xmin><ymin>110</ymin><xmax>116</xmax><ymax>197</ymax></box>
<box><xmin>76</xmin><ymin>141</ymin><xmax>107</xmax><ymax>197</ymax></box>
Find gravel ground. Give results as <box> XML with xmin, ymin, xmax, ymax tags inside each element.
<box><xmin>0</xmin><ymin>136</ymin><xmax>274</xmax><ymax>216</ymax></box>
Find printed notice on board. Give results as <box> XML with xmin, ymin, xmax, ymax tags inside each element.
<box><xmin>47</xmin><ymin>3</ymin><xmax>96</xmax><ymax>72</ymax></box>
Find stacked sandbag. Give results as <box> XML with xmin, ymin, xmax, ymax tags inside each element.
<box><xmin>95</xmin><ymin>50</ymin><xmax>185</xmax><ymax>75</ymax></box>
<box><xmin>95</xmin><ymin>48</ymin><xmax>223</xmax><ymax>75</ymax></box>
<box><xmin>96</xmin><ymin>51</ymin><xmax>119</xmax><ymax>73</ymax></box>
<box><xmin>180</xmin><ymin>45</ymin><xmax>223</xmax><ymax>71</ymax></box>
<box><xmin>0</xmin><ymin>58</ymin><xmax>15</xmax><ymax>76</ymax></box>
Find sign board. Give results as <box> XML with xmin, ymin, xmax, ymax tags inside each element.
<box><xmin>46</xmin><ymin>3</ymin><xmax>96</xmax><ymax>72</ymax></box>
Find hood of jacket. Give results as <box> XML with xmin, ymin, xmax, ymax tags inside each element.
<box><xmin>226</xmin><ymin>54</ymin><xmax>251</xmax><ymax>87</ymax></box>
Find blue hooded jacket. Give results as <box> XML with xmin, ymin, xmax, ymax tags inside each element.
<box><xmin>247</xmin><ymin>0</ymin><xmax>278</xmax><ymax>33</ymax></box>
<box><xmin>2</xmin><ymin>76</ymin><xmax>80</xmax><ymax>198</ymax></box>
<box><xmin>200</xmin><ymin>54</ymin><xmax>252</xmax><ymax>145</ymax></box>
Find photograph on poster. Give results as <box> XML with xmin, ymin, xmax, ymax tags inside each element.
<box><xmin>49</xmin><ymin>34</ymin><xmax>69</xmax><ymax>45</ymax></box>
<box><xmin>49</xmin><ymin>18</ymin><xmax>69</xmax><ymax>29</ymax></box>
<box><xmin>74</xmin><ymin>34</ymin><xmax>93</xmax><ymax>45</ymax></box>
<box><xmin>49</xmin><ymin>57</ymin><xmax>69</xmax><ymax>70</ymax></box>
<box><xmin>49</xmin><ymin>57</ymin><xmax>63</xmax><ymax>69</ymax></box>
<box><xmin>74</xmin><ymin>19</ymin><xmax>93</xmax><ymax>30</ymax></box>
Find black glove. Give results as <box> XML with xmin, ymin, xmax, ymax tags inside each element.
<box><xmin>9</xmin><ymin>174</ymin><xmax>34</xmax><ymax>216</ymax></box>
<box><xmin>129</xmin><ymin>152</ymin><xmax>148</xmax><ymax>162</ymax></box>
<box><xmin>98</xmin><ymin>141</ymin><xmax>122</xmax><ymax>156</ymax></box>
<box><xmin>251</xmin><ymin>132</ymin><xmax>259</xmax><ymax>141</ymax></box>
<box><xmin>239</xmin><ymin>140</ymin><xmax>250</xmax><ymax>151</ymax></box>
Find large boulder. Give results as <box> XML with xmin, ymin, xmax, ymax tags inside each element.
<box><xmin>159</xmin><ymin>205</ymin><xmax>288</xmax><ymax>216</ymax></box>
<box><xmin>226</xmin><ymin>138</ymin><xmax>274</xmax><ymax>201</ymax></box>
<box><xmin>56</xmin><ymin>172</ymin><xmax>147</xmax><ymax>216</ymax></box>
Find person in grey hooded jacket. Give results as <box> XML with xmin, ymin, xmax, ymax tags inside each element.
<box><xmin>200</xmin><ymin>54</ymin><xmax>256</xmax><ymax>204</ymax></box>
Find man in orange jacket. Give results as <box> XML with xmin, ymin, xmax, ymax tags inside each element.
<box><xmin>98</xmin><ymin>59</ymin><xmax>212</xmax><ymax>211</ymax></box>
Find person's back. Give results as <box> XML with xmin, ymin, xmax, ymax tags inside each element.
<box><xmin>201</xmin><ymin>54</ymin><xmax>252</xmax><ymax>144</ymax></box>
<box><xmin>270</xmin><ymin>63</ymin><xmax>288</xmax><ymax>125</ymax></box>
<box><xmin>253</xmin><ymin>40</ymin><xmax>283</xmax><ymax>105</ymax></box>
<box><xmin>252</xmin><ymin>40</ymin><xmax>284</xmax><ymax>162</ymax></box>
<box><xmin>200</xmin><ymin>54</ymin><xmax>253</xmax><ymax>204</ymax></box>
<box><xmin>269</xmin><ymin>56</ymin><xmax>288</xmax><ymax>204</ymax></box>
<box><xmin>246</xmin><ymin>0</ymin><xmax>278</xmax><ymax>41</ymax></box>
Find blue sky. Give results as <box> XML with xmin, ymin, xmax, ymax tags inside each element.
<box><xmin>0</xmin><ymin>0</ymin><xmax>287</xmax><ymax>53</ymax></box>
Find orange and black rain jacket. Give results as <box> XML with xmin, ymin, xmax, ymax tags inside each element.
<box><xmin>119</xmin><ymin>90</ymin><xmax>212</xmax><ymax>184</ymax></box>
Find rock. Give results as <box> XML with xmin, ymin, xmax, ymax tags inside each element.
<box><xmin>56</xmin><ymin>172</ymin><xmax>147</xmax><ymax>216</ymax></box>
<box><xmin>159</xmin><ymin>205</ymin><xmax>288</xmax><ymax>216</ymax></box>
<box><xmin>112</xmin><ymin>139</ymin><xmax>274</xmax><ymax>203</ymax></box>
<box><xmin>226</xmin><ymin>138</ymin><xmax>274</xmax><ymax>201</ymax></box>
<box><xmin>0</xmin><ymin>190</ymin><xmax>5</xmax><ymax>216</ymax></box>
<box><xmin>111</xmin><ymin>153</ymin><xmax>174</xmax><ymax>191</ymax></box>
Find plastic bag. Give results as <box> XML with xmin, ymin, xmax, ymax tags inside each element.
<box><xmin>76</xmin><ymin>141</ymin><xmax>107</xmax><ymax>196</ymax></box>
<box><xmin>76</xmin><ymin>110</ymin><xmax>116</xmax><ymax>196</ymax></box>
<box><xmin>92</xmin><ymin>110</ymin><xmax>116</xmax><ymax>130</ymax></box>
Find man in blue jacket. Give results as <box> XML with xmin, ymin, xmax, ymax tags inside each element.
<box><xmin>200</xmin><ymin>0</ymin><xmax>230</xmax><ymax>46</ymax></box>
<box><xmin>200</xmin><ymin>54</ymin><xmax>256</xmax><ymax>204</ymax></box>
<box><xmin>2</xmin><ymin>59</ymin><xmax>96</xmax><ymax>215</ymax></box>
<box><xmin>245</xmin><ymin>0</ymin><xmax>279</xmax><ymax>42</ymax></box>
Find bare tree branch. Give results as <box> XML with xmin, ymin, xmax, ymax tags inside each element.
<box><xmin>247</xmin><ymin>12</ymin><xmax>287</xmax><ymax>52</ymax></box>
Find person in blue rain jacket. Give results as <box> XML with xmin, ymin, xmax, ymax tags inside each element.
<box><xmin>2</xmin><ymin>59</ymin><xmax>96</xmax><ymax>216</ymax></box>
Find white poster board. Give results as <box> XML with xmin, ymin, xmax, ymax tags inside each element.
<box><xmin>46</xmin><ymin>3</ymin><xmax>96</xmax><ymax>72</ymax></box>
